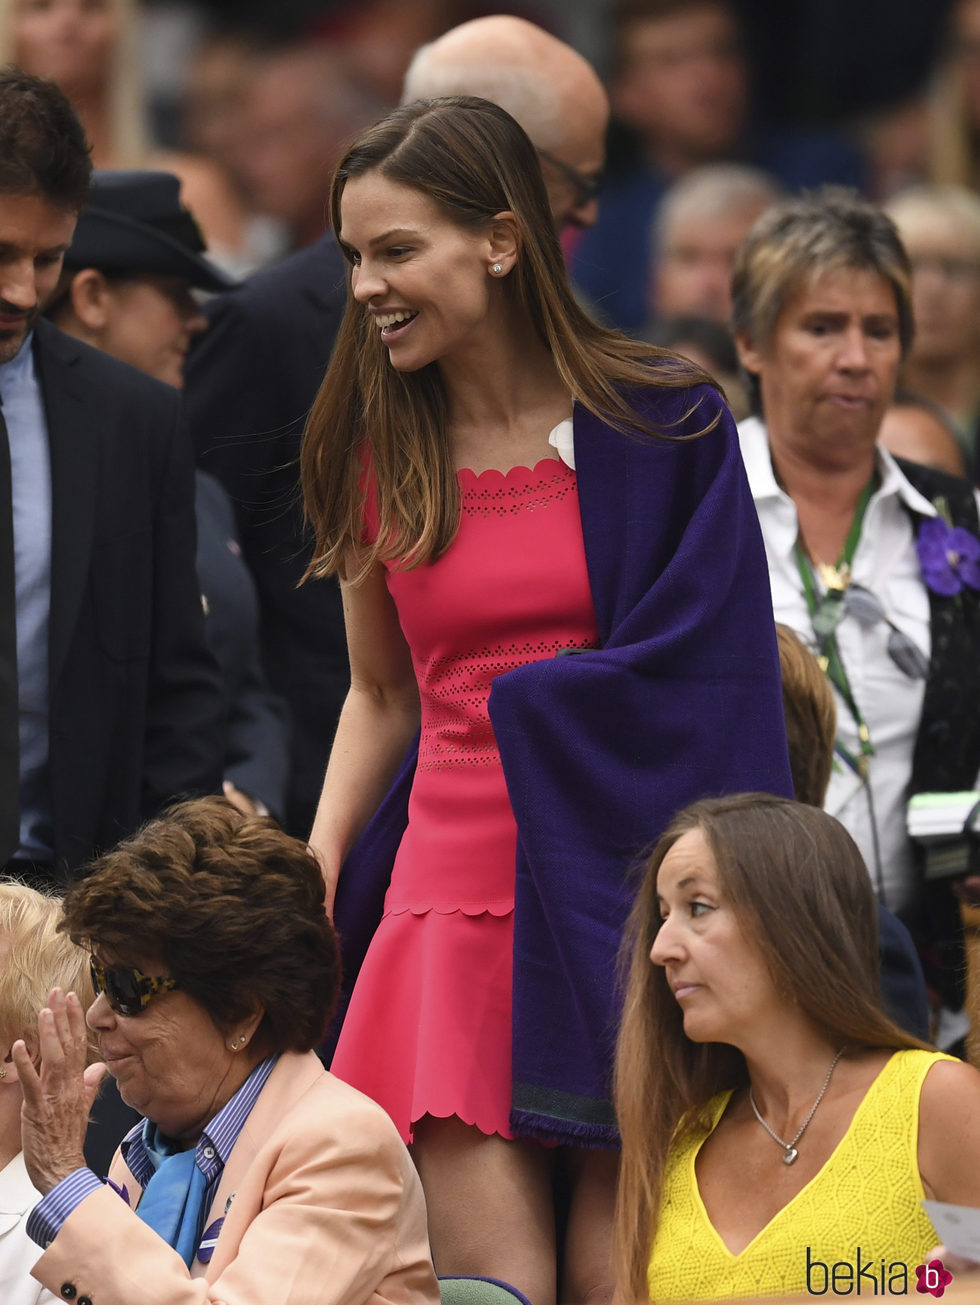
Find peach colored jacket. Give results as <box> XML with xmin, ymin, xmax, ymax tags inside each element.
<box><xmin>30</xmin><ymin>1052</ymin><xmax>439</xmax><ymax>1305</ymax></box>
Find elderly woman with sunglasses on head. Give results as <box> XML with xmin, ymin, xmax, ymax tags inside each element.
<box><xmin>0</xmin><ymin>884</ymin><xmax>93</xmax><ymax>1305</ymax></box>
<box><xmin>733</xmin><ymin>186</ymin><xmax>980</xmax><ymax>1050</ymax></box>
<box><xmin>12</xmin><ymin>797</ymin><xmax>438</xmax><ymax>1305</ymax></box>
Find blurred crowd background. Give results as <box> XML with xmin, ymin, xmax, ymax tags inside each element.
<box><xmin>10</xmin><ymin>0</ymin><xmax>967</xmax><ymax>276</ymax></box>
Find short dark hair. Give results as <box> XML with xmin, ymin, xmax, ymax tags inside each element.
<box><xmin>61</xmin><ymin>797</ymin><xmax>340</xmax><ymax>1053</ymax></box>
<box><xmin>611</xmin><ymin>0</ymin><xmax>739</xmax><ymax>73</ymax></box>
<box><xmin>0</xmin><ymin>65</ymin><xmax>92</xmax><ymax>210</ymax></box>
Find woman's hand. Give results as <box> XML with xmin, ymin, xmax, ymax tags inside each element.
<box><xmin>13</xmin><ymin>988</ymin><xmax>107</xmax><ymax>1195</ymax></box>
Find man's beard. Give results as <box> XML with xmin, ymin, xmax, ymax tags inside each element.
<box><xmin>0</xmin><ymin>299</ymin><xmax>37</xmax><ymax>364</ymax></box>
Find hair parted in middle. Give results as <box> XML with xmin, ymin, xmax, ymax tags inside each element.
<box><xmin>61</xmin><ymin>796</ymin><xmax>340</xmax><ymax>1054</ymax></box>
<box><xmin>612</xmin><ymin>791</ymin><xmax>930</xmax><ymax>1301</ymax></box>
<box><xmin>731</xmin><ymin>186</ymin><xmax>915</xmax><ymax>414</ymax></box>
<box><xmin>301</xmin><ymin>94</ymin><xmax>717</xmax><ymax>584</ymax></box>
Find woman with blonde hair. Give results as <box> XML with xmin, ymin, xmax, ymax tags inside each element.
<box><xmin>614</xmin><ymin>792</ymin><xmax>980</xmax><ymax>1302</ymax></box>
<box><xmin>302</xmin><ymin>94</ymin><xmax>791</xmax><ymax>1304</ymax></box>
<box><xmin>0</xmin><ymin>884</ymin><xmax>92</xmax><ymax>1304</ymax></box>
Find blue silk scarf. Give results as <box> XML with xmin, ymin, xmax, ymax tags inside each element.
<box><xmin>134</xmin><ymin>1121</ymin><xmax>208</xmax><ymax>1267</ymax></box>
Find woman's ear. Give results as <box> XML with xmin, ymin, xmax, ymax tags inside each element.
<box><xmin>734</xmin><ymin>330</ymin><xmax>765</xmax><ymax>378</ymax></box>
<box><xmin>486</xmin><ymin>211</ymin><xmax>520</xmax><ymax>278</ymax></box>
<box><xmin>226</xmin><ymin>1002</ymin><xmax>265</xmax><ymax>1054</ymax></box>
<box><xmin>67</xmin><ymin>268</ymin><xmax>113</xmax><ymax>334</ymax></box>
<box><xmin>0</xmin><ymin>1028</ymin><xmax>38</xmax><ymax>1083</ymax></box>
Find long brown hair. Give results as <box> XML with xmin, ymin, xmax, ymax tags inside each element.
<box><xmin>301</xmin><ymin>95</ymin><xmax>717</xmax><ymax>583</ymax></box>
<box><xmin>613</xmin><ymin>793</ymin><xmax>930</xmax><ymax>1302</ymax></box>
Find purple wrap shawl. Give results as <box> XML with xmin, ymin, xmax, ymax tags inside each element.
<box><xmin>329</xmin><ymin>384</ymin><xmax>793</xmax><ymax>1145</ymax></box>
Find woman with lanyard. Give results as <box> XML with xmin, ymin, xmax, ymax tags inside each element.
<box><xmin>732</xmin><ymin>186</ymin><xmax>980</xmax><ymax>1050</ymax></box>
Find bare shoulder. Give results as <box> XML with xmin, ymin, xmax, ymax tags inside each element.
<box><xmin>918</xmin><ymin>1057</ymin><xmax>980</xmax><ymax>1203</ymax></box>
<box><xmin>920</xmin><ymin>1056</ymin><xmax>980</xmax><ymax>1115</ymax></box>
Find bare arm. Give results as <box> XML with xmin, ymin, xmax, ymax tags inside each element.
<box><xmin>309</xmin><ymin>564</ymin><xmax>420</xmax><ymax>914</ymax></box>
<box><xmin>918</xmin><ymin>1058</ymin><xmax>980</xmax><ymax>1206</ymax></box>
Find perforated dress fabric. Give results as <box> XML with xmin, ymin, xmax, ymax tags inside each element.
<box><xmin>648</xmin><ymin>1049</ymin><xmax>949</xmax><ymax>1302</ymax></box>
<box><xmin>330</xmin><ymin>446</ymin><xmax>599</xmax><ymax>1140</ymax></box>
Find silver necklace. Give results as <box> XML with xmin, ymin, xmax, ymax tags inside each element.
<box><xmin>748</xmin><ymin>1046</ymin><xmax>846</xmax><ymax>1165</ymax></box>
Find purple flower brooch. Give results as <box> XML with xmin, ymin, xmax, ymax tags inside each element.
<box><xmin>916</xmin><ymin>516</ymin><xmax>980</xmax><ymax>597</ymax></box>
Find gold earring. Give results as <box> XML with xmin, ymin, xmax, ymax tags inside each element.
<box><xmin>230</xmin><ymin>1035</ymin><xmax>246</xmax><ymax>1051</ymax></box>
<box><xmin>0</xmin><ymin>1066</ymin><xmax>7</xmax><ymax>1079</ymax></box>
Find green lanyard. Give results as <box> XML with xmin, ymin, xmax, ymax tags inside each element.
<box><xmin>793</xmin><ymin>478</ymin><xmax>876</xmax><ymax>780</ymax></box>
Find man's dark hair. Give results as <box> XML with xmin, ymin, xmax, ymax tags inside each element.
<box><xmin>0</xmin><ymin>65</ymin><xmax>92</xmax><ymax>210</ymax></box>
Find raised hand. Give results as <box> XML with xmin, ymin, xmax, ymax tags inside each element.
<box><xmin>13</xmin><ymin>988</ymin><xmax>107</xmax><ymax>1194</ymax></box>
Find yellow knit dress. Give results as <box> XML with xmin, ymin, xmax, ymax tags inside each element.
<box><xmin>648</xmin><ymin>1049</ymin><xmax>950</xmax><ymax>1302</ymax></box>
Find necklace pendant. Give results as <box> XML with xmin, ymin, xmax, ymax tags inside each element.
<box><xmin>783</xmin><ymin>1147</ymin><xmax>798</xmax><ymax>1165</ymax></box>
<box><xmin>818</xmin><ymin>562</ymin><xmax>849</xmax><ymax>592</ymax></box>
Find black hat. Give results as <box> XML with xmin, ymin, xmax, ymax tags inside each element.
<box><xmin>65</xmin><ymin>170</ymin><xmax>239</xmax><ymax>292</ymax></box>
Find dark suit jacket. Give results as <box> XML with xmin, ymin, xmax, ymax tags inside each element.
<box><xmin>195</xmin><ymin>469</ymin><xmax>290</xmax><ymax>818</ymax></box>
<box><xmin>32</xmin><ymin>318</ymin><xmax>223</xmax><ymax>875</ymax></box>
<box><xmin>183</xmin><ymin>236</ymin><xmax>349</xmax><ymax>837</ymax></box>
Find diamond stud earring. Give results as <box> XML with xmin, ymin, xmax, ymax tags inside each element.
<box><xmin>491</xmin><ymin>263</ymin><xmax>503</xmax><ymax>275</ymax></box>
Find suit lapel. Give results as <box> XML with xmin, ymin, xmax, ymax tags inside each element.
<box><xmin>33</xmin><ymin>321</ymin><xmax>100</xmax><ymax>691</ymax></box>
<box><xmin>200</xmin><ymin>1053</ymin><xmax>324</xmax><ymax>1253</ymax></box>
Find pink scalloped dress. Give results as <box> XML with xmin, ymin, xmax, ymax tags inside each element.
<box><xmin>330</xmin><ymin>447</ymin><xmax>600</xmax><ymax>1142</ymax></box>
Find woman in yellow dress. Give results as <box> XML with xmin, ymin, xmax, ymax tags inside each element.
<box><xmin>614</xmin><ymin>792</ymin><xmax>980</xmax><ymax>1302</ymax></box>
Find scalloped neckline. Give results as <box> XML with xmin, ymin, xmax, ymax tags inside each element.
<box><xmin>456</xmin><ymin>417</ymin><xmax>574</xmax><ymax>482</ymax></box>
<box><xmin>456</xmin><ymin>454</ymin><xmax>570</xmax><ymax>484</ymax></box>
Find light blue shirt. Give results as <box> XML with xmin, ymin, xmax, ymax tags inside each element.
<box><xmin>0</xmin><ymin>333</ymin><xmax>53</xmax><ymax>859</ymax></box>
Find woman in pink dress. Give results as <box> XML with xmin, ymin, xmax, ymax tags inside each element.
<box><xmin>301</xmin><ymin>96</ymin><xmax>790</xmax><ymax>1305</ymax></box>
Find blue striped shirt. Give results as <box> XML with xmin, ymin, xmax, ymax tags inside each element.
<box><xmin>27</xmin><ymin>1053</ymin><xmax>279</xmax><ymax>1251</ymax></box>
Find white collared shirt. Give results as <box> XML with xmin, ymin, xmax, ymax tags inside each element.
<box><xmin>738</xmin><ymin>416</ymin><xmax>980</xmax><ymax>911</ymax></box>
<box><xmin>0</xmin><ymin>1152</ymin><xmax>58</xmax><ymax>1305</ymax></box>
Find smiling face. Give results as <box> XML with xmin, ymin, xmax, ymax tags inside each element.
<box><xmin>737</xmin><ymin>266</ymin><xmax>902</xmax><ymax>464</ymax></box>
<box><xmin>339</xmin><ymin>170</ymin><xmax>515</xmax><ymax>374</ymax></box>
<box><xmin>87</xmin><ymin>950</ymin><xmax>259</xmax><ymax>1143</ymax></box>
<box><xmin>650</xmin><ymin>827</ymin><xmax>784</xmax><ymax>1046</ymax></box>
<box><xmin>0</xmin><ymin>191</ymin><xmax>77</xmax><ymax>364</ymax></box>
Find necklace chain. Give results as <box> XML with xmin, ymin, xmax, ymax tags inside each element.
<box><xmin>748</xmin><ymin>1046</ymin><xmax>846</xmax><ymax>1165</ymax></box>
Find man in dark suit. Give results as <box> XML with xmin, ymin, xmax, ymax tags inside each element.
<box><xmin>0</xmin><ymin>68</ymin><xmax>223</xmax><ymax>889</ymax></box>
<box><xmin>183</xmin><ymin>237</ymin><xmax>346</xmax><ymax>838</ymax></box>
<box><xmin>183</xmin><ymin>14</ymin><xmax>610</xmax><ymax>838</ymax></box>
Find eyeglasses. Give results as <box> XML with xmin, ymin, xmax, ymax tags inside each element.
<box><xmin>90</xmin><ymin>957</ymin><xmax>181</xmax><ymax>1016</ymax></box>
<box><xmin>536</xmin><ymin>149</ymin><xmax>603</xmax><ymax>210</ymax></box>
<box><xmin>812</xmin><ymin>581</ymin><xmax>929</xmax><ymax>680</ymax></box>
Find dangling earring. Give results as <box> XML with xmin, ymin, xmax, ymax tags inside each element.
<box><xmin>491</xmin><ymin>263</ymin><xmax>503</xmax><ymax>275</ymax></box>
